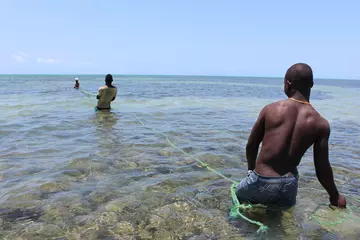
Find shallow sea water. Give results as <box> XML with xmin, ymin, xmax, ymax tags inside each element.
<box><xmin>0</xmin><ymin>75</ymin><xmax>360</xmax><ymax>239</ymax></box>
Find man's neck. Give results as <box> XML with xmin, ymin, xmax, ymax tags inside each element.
<box><xmin>290</xmin><ymin>91</ymin><xmax>310</xmax><ymax>102</ymax></box>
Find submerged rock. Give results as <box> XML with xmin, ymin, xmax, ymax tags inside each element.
<box><xmin>61</xmin><ymin>169</ymin><xmax>85</xmax><ymax>178</ymax></box>
<box><xmin>145</xmin><ymin>179</ymin><xmax>189</xmax><ymax>194</ymax></box>
<box><xmin>69</xmin><ymin>203</ymin><xmax>91</xmax><ymax>216</ymax></box>
<box><xmin>0</xmin><ymin>207</ymin><xmax>43</xmax><ymax>222</ymax></box>
<box><xmin>105</xmin><ymin>195</ymin><xmax>138</xmax><ymax>213</ymax></box>
<box><xmin>6</xmin><ymin>191</ymin><xmax>43</xmax><ymax>202</ymax></box>
<box><xmin>155</xmin><ymin>166</ymin><xmax>172</xmax><ymax>174</ymax></box>
<box><xmin>18</xmin><ymin>223</ymin><xmax>65</xmax><ymax>240</ymax></box>
<box><xmin>65</xmin><ymin>157</ymin><xmax>108</xmax><ymax>177</ymax></box>
<box><xmin>88</xmin><ymin>189</ymin><xmax>120</xmax><ymax>207</ymax></box>
<box><xmin>139</xmin><ymin>200</ymin><xmax>244</xmax><ymax>239</ymax></box>
<box><xmin>158</xmin><ymin>149</ymin><xmax>172</xmax><ymax>157</ymax></box>
<box><xmin>39</xmin><ymin>181</ymin><xmax>71</xmax><ymax>194</ymax></box>
<box><xmin>113</xmin><ymin>221</ymin><xmax>136</xmax><ymax>235</ymax></box>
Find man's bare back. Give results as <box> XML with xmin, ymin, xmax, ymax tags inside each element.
<box><xmin>253</xmin><ymin>99</ymin><xmax>327</xmax><ymax>177</ymax></box>
<box><xmin>236</xmin><ymin>63</ymin><xmax>346</xmax><ymax>208</ymax></box>
<box><xmin>96</xmin><ymin>74</ymin><xmax>117</xmax><ymax>110</ymax></box>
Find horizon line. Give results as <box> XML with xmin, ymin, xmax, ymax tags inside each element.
<box><xmin>0</xmin><ymin>73</ymin><xmax>358</xmax><ymax>81</ymax></box>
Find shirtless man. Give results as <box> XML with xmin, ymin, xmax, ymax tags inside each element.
<box><xmin>236</xmin><ymin>63</ymin><xmax>346</xmax><ymax>208</ymax></box>
<box><xmin>96</xmin><ymin>74</ymin><xmax>117</xmax><ymax>111</ymax></box>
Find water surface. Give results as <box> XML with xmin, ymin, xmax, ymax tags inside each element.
<box><xmin>0</xmin><ymin>75</ymin><xmax>360</xmax><ymax>239</ymax></box>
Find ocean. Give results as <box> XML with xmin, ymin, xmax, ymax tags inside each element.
<box><xmin>0</xmin><ymin>75</ymin><xmax>360</xmax><ymax>239</ymax></box>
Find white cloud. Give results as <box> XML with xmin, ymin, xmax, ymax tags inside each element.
<box><xmin>37</xmin><ymin>57</ymin><xmax>58</xmax><ymax>64</ymax></box>
<box><xmin>11</xmin><ymin>52</ymin><xmax>29</xmax><ymax>62</ymax></box>
<box><xmin>19</xmin><ymin>52</ymin><xmax>29</xmax><ymax>58</ymax></box>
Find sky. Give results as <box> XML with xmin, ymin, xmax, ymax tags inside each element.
<box><xmin>1</xmin><ymin>0</ymin><xmax>359</xmax><ymax>79</ymax></box>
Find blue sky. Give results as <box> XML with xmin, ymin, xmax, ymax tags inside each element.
<box><xmin>1</xmin><ymin>0</ymin><xmax>359</xmax><ymax>78</ymax></box>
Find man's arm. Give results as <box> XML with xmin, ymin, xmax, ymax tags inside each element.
<box><xmin>111</xmin><ymin>88</ymin><xmax>117</xmax><ymax>101</ymax></box>
<box><xmin>96</xmin><ymin>88</ymin><xmax>102</xmax><ymax>100</ymax></box>
<box><xmin>313</xmin><ymin>120</ymin><xmax>346</xmax><ymax>207</ymax></box>
<box><xmin>246</xmin><ymin>106</ymin><xmax>266</xmax><ymax>170</ymax></box>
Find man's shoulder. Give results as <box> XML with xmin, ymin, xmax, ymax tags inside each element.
<box><xmin>303</xmin><ymin>106</ymin><xmax>330</xmax><ymax>136</ymax></box>
<box><xmin>101</xmin><ymin>85</ymin><xmax>117</xmax><ymax>89</ymax></box>
<box><xmin>316</xmin><ymin>116</ymin><xmax>330</xmax><ymax>133</ymax></box>
<box><xmin>266</xmin><ymin>100</ymin><xmax>289</xmax><ymax>108</ymax></box>
<box><xmin>305</xmin><ymin>106</ymin><xmax>329</xmax><ymax>129</ymax></box>
<box><xmin>262</xmin><ymin>100</ymin><xmax>286</xmax><ymax>113</ymax></box>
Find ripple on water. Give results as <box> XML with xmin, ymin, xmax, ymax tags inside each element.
<box><xmin>0</xmin><ymin>76</ymin><xmax>360</xmax><ymax>239</ymax></box>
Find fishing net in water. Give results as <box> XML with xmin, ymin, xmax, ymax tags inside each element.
<box><xmin>79</xmin><ymin>89</ymin><xmax>360</xmax><ymax>238</ymax></box>
<box><xmin>133</xmin><ymin>113</ymin><xmax>360</xmax><ymax>237</ymax></box>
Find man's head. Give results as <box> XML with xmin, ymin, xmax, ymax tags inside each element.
<box><xmin>75</xmin><ymin>77</ymin><xmax>79</xmax><ymax>82</ymax></box>
<box><xmin>105</xmin><ymin>74</ymin><xmax>113</xmax><ymax>85</ymax></box>
<box><xmin>284</xmin><ymin>63</ymin><xmax>313</xmax><ymax>98</ymax></box>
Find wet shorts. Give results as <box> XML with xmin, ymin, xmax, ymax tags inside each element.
<box><xmin>236</xmin><ymin>170</ymin><xmax>299</xmax><ymax>207</ymax></box>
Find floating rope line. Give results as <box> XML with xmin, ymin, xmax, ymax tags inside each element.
<box><xmin>311</xmin><ymin>204</ymin><xmax>353</xmax><ymax>226</ymax></box>
<box><xmin>134</xmin><ymin>113</ymin><xmax>268</xmax><ymax>233</ymax></box>
<box><xmin>133</xmin><ymin>113</ymin><xmax>360</xmax><ymax>233</ymax></box>
<box><xmin>80</xmin><ymin>89</ymin><xmax>97</xmax><ymax>97</ymax></box>
<box><xmin>78</xmin><ymin>90</ymin><xmax>360</xmax><ymax>233</ymax></box>
<box><xmin>309</xmin><ymin>191</ymin><xmax>360</xmax><ymax>226</ymax></box>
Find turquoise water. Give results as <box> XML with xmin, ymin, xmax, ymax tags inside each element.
<box><xmin>0</xmin><ymin>75</ymin><xmax>360</xmax><ymax>239</ymax></box>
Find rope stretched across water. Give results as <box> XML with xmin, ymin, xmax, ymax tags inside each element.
<box><xmin>79</xmin><ymin>89</ymin><xmax>360</xmax><ymax>232</ymax></box>
<box><xmin>80</xmin><ymin>89</ymin><xmax>97</xmax><ymax>97</ymax></box>
<box><xmin>134</xmin><ymin>113</ymin><xmax>268</xmax><ymax>233</ymax></box>
<box><xmin>310</xmin><ymin>192</ymin><xmax>360</xmax><ymax>226</ymax></box>
<box><xmin>79</xmin><ymin>89</ymin><xmax>268</xmax><ymax>231</ymax></box>
<box><xmin>133</xmin><ymin>113</ymin><xmax>360</xmax><ymax>233</ymax></box>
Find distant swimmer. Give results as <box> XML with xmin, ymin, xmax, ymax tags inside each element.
<box><xmin>236</xmin><ymin>63</ymin><xmax>346</xmax><ymax>208</ymax></box>
<box><xmin>74</xmin><ymin>78</ymin><xmax>80</xmax><ymax>89</ymax></box>
<box><xmin>96</xmin><ymin>74</ymin><xmax>117</xmax><ymax>111</ymax></box>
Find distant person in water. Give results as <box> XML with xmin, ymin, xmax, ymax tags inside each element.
<box><xmin>96</xmin><ymin>74</ymin><xmax>117</xmax><ymax>111</ymax></box>
<box><xmin>236</xmin><ymin>63</ymin><xmax>346</xmax><ymax>208</ymax></box>
<box><xmin>74</xmin><ymin>78</ymin><xmax>80</xmax><ymax>89</ymax></box>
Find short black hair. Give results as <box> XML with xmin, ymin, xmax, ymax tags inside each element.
<box><xmin>285</xmin><ymin>63</ymin><xmax>313</xmax><ymax>91</ymax></box>
<box><xmin>105</xmin><ymin>74</ymin><xmax>113</xmax><ymax>82</ymax></box>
